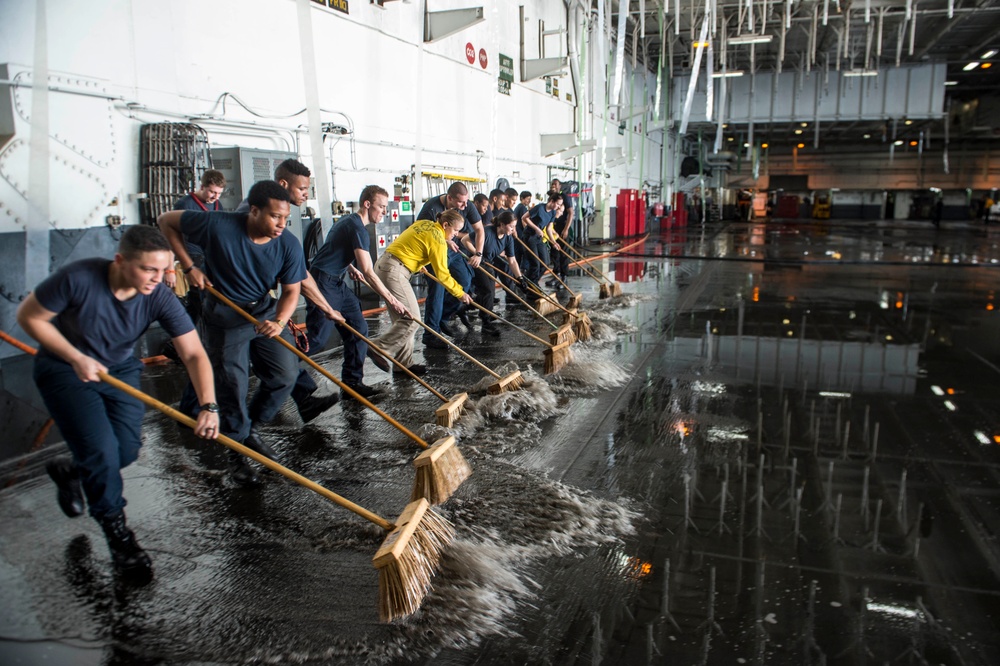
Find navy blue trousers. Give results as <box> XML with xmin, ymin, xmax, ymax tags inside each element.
<box><xmin>523</xmin><ymin>235</ymin><xmax>551</xmax><ymax>282</ymax></box>
<box><xmin>292</xmin><ymin>269</ymin><xmax>369</xmax><ymax>401</ymax></box>
<box><xmin>34</xmin><ymin>354</ymin><xmax>144</xmax><ymax>520</ymax></box>
<box><xmin>202</xmin><ymin>294</ymin><xmax>299</xmax><ymax>442</ymax></box>
<box><xmin>422</xmin><ymin>251</ymin><xmax>473</xmax><ymax>342</ymax></box>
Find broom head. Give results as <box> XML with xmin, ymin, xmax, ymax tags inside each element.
<box><xmin>562</xmin><ymin>308</ymin><xmax>579</xmax><ymax>326</ymax></box>
<box><xmin>612</xmin><ymin>282</ymin><xmax>623</xmax><ymax>297</ymax></box>
<box><xmin>543</xmin><ymin>341</ymin><xmax>572</xmax><ymax>375</ymax></box>
<box><xmin>567</xmin><ymin>293</ymin><xmax>583</xmax><ymax>309</ymax></box>
<box><xmin>573</xmin><ymin>311</ymin><xmax>592</xmax><ymax>342</ymax></box>
<box><xmin>549</xmin><ymin>323</ymin><xmax>576</xmax><ymax>347</ymax></box>
<box><xmin>599</xmin><ymin>283</ymin><xmax>611</xmax><ymax>299</ymax></box>
<box><xmin>488</xmin><ymin>370</ymin><xmax>524</xmax><ymax>394</ymax></box>
<box><xmin>534</xmin><ymin>293</ymin><xmax>561</xmax><ymax>316</ymax></box>
<box><xmin>411</xmin><ymin>435</ymin><xmax>471</xmax><ymax>504</ymax></box>
<box><xmin>374</xmin><ymin>497</ymin><xmax>455</xmax><ymax>622</ymax></box>
<box><xmin>434</xmin><ymin>392</ymin><xmax>469</xmax><ymax>428</ymax></box>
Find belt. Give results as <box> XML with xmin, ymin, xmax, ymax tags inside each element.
<box><xmin>383</xmin><ymin>252</ymin><xmax>412</xmax><ymax>274</ymax></box>
<box><xmin>211</xmin><ymin>291</ymin><xmax>268</xmax><ymax>312</ymax></box>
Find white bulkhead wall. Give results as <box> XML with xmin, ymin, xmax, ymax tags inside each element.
<box><xmin>0</xmin><ymin>0</ymin><xmax>667</xmax><ymax>235</ymax></box>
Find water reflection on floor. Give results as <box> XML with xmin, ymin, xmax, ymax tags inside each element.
<box><xmin>2</xmin><ymin>219</ymin><xmax>1000</xmax><ymax>664</ymax></box>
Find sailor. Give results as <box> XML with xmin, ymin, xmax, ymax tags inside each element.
<box><xmin>17</xmin><ymin>225</ymin><xmax>219</xmax><ymax>582</ymax></box>
<box><xmin>159</xmin><ymin>180</ymin><xmax>320</xmax><ymax>485</ymax></box>
<box><xmin>370</xmin><ymin>209</ymin><xmax>473</xmax><ymax>373</ymax></box>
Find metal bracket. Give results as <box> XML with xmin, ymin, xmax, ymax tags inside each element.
<box><xmin>521</xmin><ymin>56</ymin><xmax>567</xmax><ymax>82</ymax></box>
<box><xmin>424</xmin><ymin>6</ymin><xmax>485</xmax><ymax>43</ymax></box>
<box><xmin>540</xmin><ymin>133</ymin><xmax>577</xmax><ymax>157</ymax></box>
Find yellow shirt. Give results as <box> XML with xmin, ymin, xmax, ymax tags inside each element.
<box><xmin>386</xmin><ymin>220</ymin><xmax>465</xmax><ymax>298</ymax></box>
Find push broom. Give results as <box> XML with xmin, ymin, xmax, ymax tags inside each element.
<box><xmin>558</xmin><ymin>242</ymin><xmax>623</xmax><ymax>298</ymax></box>
<box><xmin>338</xmin><ymin>320</ymin><xmax>468</xmax><ymax>429</ymax></box>
<box><xmin>206</xmin><ymin>286</ymin><xmax>470</xmax><ymax>505</ymax></box>
<box><xmin>472</xmin><ymin>263</ymin><xmax>576</xmax><ymax>347</ymax></box>
<box><xmin>406</xmin><ymin>313</ymin><xmax>524</xmax><ymax>394</ymax></box>
<box><xmin>482</xmin><ymin>261</ymin><xmax>580</xmax><ymax>345</ymax></box>
<box><xmin>422</xmin><ymin>270</ymin><xmax>572</xmax><ymax>374</ymax></box>
<box><xmin>513</xmin><ymin>235</ymin><xmax>584</xmax><ymax>310</ymax></box>
<box><xmin>488</xmin><ymin>261</ymin><xmax>592</xmax><ymax>343</ymax></box>
<box><xmin>1</xmin><ymin>333</ymin><xmax>449</xmax><ymax>622</ymax></box>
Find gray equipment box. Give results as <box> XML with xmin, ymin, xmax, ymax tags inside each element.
<box><xmin>210</xmin><ymin>147</ymin><xmax>303</xmax><ymax>241</ymax></box>
<box><xmin>358</xmin><ymin>199</ymin><xmax>413</xmax><ymax>297</ymax></box>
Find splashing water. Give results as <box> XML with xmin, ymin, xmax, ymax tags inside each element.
<box><xmin>587</xmin><ymin>292</ymin><xmax>656</xmax><ymax>313</ymax></box>
<box><xmin>547</xmin><ymin>359</ymin><xmax>632</xmax><ymax>394</ymax></box>
<box><xmin>587</xmin><ymin>311</ymin><xmax>637</xmax><ymax>336</ymax></box>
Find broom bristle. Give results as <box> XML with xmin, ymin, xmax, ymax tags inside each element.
<box><xmin>489</xmin><ymin>370</ymin><xmax>524</xmax><ymax>394</ymax></box>
<box><xmin>599</xmin><ymin>283</ymin><xmax>611</xmax><ymax>299</ymax></box>
<box><xmin>544</xmin><ymin>341</ymin><xmax>572</xmax><ymax>375</ymax></box>
<box><xmin>534</xmin><ymin>293</ymin><xmax>560</xmax><ymax>316</ymax></box>
<box><xmin>568</xmin><ymin>294</ymin><xmax>582</xmax><ymax>309</ymax></box>
<box><xmin>574</xmin><ymin>312</ymin><xmax>593</xmax><ymax>342</ymax></box>
<box><xmin>434</xmin><ymin>392</ymin><xmax>468</xmax><ymax>427</ymax></box>
<box><xmin>411</xmin><ymin>436</ymin><xmax>472</xmax><ymax>504</ymax></box>
<box><xmin>612</xmin><ymin>282</ymin><xmax>623</xmax><ymax>297</ymax></box>
<box><xmin>374</xmin><ymin>499</ymin><xmax>455</xmax><ymax>622</ymax></box>
<box><xmin>549</xmin><ymin>323</ymin><xmax>576</xmax><ymax>346</ymax></box>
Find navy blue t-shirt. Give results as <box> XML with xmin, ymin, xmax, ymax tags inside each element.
<box><xmin>480</xmin><ymin>207</ymin><xmax>494</xmax><ymax>227</ymax></box>
<box><xmin>527</xmin><ymin>204</ymin><xmax>556</xmax><ymax>237</ymax></box>
<box><xmin>174</xmin><ymin>193</ymin><xmax>221</xmax><ymax>259</ymax></box>
<box><xmin>34</xmin><ymin>258</ymin><xmax>193</xmax><ymax>367</ymax></box>
<box><xmin>481</xmin><ymin>225</ymin><xmax>516</xmax><ymax>263</ymax></box>
<box><xmin>512</xmin><ymin>202</ymin><xmax>529</xmax><ymax>237</ymax></box>
<box><xmin>554</xmin><ymin>192</ymin><xmax>574</xmax><ymax>234</ymax></box>
<box><xmin>180</xmin><ymin>210</ymin><xmax>307</xmax><ymax>303</ymax></box>
<box><xmin>310</xmin><ymin>212</ymin><xmax>369</xmax><ymax>278</ymax></box>
<box><xmin>416</xmin><ymin>194</ymin><xmax>483</xmax><ymax>236</ymax></box>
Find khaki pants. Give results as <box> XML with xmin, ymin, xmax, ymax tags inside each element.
<box><xmin>371</xmin><ymin>253</ymin><xmax>421</xmax><ymax>367</ymax></box>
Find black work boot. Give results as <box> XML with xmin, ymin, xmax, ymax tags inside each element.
<box><xmin>456</xmin><ymin>309</ymin><xmax>473</xmax><ymax>329</ymax></box>
<box><xmin>227</xmin><ymin>450</ymin><xmax>261</xmax><ymax>486</ymax></box>
<box><xmin>98</xmin><ymin>511</ymin><xmax>153</xmax><ymax>584</ymax></box>
<box><xmin>46</xmin><ymin>457</ymin><xmax>85</xmax><ymax>518</ymax></box>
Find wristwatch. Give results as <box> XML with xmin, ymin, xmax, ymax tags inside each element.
<box><xmin>182</xmin><ymin>264</ymin><xmax>196</xmax><ymax>274</ymax></box>
<box><xmin>200</xmin><ymin>402</ymin><xmax>220</xmax><ymax>413</ymax></box>
<box><xmin>474</xmin><ymin>252</ymin><xmax>483</xmax><ymax>257</ymax></box>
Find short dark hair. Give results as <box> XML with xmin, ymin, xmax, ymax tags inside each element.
<box><xmin>247</xmin><ymin>180</ymin><xmax>293</xmax><ymax>210</ymax></box>
<box><xmin>489</xmin><ymin>189</ymin><xmax>504</xmax><ymax>201</ymax></box>
<box><xmin>505</xmin><ymin>187</ymin><xmax>518</xmax><ymax>200</ymax></box>
<box><xmin>274</xmin><ymin>159</ymin><xmax>311</xmax><ymax>182</ymax></box>
<box><xmin>359</xmin><ymin>185</ymin><xmax>389</xmax><ymax>205</ymax></box>
<box><xmin>547</xmin><ymin>191</ymin><xmax>564</xmax><ymax>204</ymax></box>
<box><xmin>201</xmin><ymin>169</ymin><xmax>226</xmax><ymax>188</ymax></box>
<box><xmin>473</xmin><ymin>192</ymin><xmax>489</xmax><ymax>205</ymax></box>
<box><xmin>446</xmin><ymin>182</ymin><xmax>468</xmax><ymax>197</ymax></box>
<box><xmin>120</xmin><ymin>225</ymin><xmax>172</xmax><ymax>259</ymax></box>
<box><xmin>551</xmin><ymin>178</ymin><xmax>562</xmax><ymax>188</ymax></box>
<box><xmin>519</xmin><ymin>190</ymin><xmax>532</xmax><ymax>200</ymax></box>
<box><xmin>495</xmin><ymin>210</ymin><xmax>516</xmax><ymax>227</ymax></box>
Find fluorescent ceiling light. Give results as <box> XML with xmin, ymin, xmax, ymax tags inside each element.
<box><xmin>711</xmin><ymin>70</ymin><xmax>744</xmax><ymax>78</ymax></box>
<box><xmin>963</xmin><ymin>61</ymin><xmax>980</xmax><ymax>71</ymax></box>
<box><xmin>944</xmin><ymin>80</ymin><xmax>958</xmax><ymax>86</ymax></box>
<box><xmin>729</xmin><ymin>34</ymin><xmax>773</xmax><ymax>45</ymax></box>
<box><xmin>982</xmin><ymin>49</ymin><xmax>997</xmax><ymax>59</ymax></box>
<box><xmin>843</xmin><ymin>70</ymin><xmax>878</xmax><ymax>77</ymax></box>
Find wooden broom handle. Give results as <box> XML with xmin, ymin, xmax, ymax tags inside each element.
<box><xmin>0</xmin><ymin>329</ymin><xmax>394</xmax><ymax>530</ymax></box>
<box><xmin>472</xmin><ymin>264</ymin><xmax>558</xmax><ymax>329</ymax></box>
<box><xmin>422</xmin><ymin>269</ymin><xmax>551</xmax><ymax>348</ymax></box>
<box><xmin>336</xmin><ymin>321</ymin><xmax>448</xmax><ymax>402</ymax></box>
<box><xmin>350</xmin><ymin>273</ymin><xmax>500</xmax><ymax>379</ymax></box>
<box><xmin>550</xmin><ymin>243</ymin><xmax>606</xmax><ymax>285</ymax></box>
<box><xmin>205</xmin><ymin>286</ymin><xmax>429</xmax><ymax>449</ymax></box>
<box><xmin>513</xmin><ymin>235</ymin><xmax>578</xmax><ymax>297</ymax></box>
<box><xmin>559</xmin><ymin>241</ymin><xmax>618</xmax><ymax>284</ymax></box>
<box><xmin>97</xmin><ymin>371</ymin><xmax>395</xmax><ymax>531</ymax></box>
<box><xmin>485</xmin><ymin>261</ymin><xmax>574</xmax><ymax>317</ymax></box>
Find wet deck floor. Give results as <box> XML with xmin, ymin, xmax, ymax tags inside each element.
<box><xmin>2</xmin><ymin>219</ymin><xmax>1000</xmax><ymax>665</ymax></box>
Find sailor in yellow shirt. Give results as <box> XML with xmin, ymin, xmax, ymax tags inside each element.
<box><xmin>371</xmin><ymin>209</ymin><xmax>473</xmax><ymax>375</ymax></box>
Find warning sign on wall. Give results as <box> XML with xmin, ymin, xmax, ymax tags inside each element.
<box><xmin>377</xmin><ymin>235</ymin><xmax>386</xmax><ymax>248</ymax></box>
<box><xmin>390</xmin><ymin>209</ymin><xmax>399</xmax><ymax>222</ymax></box>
